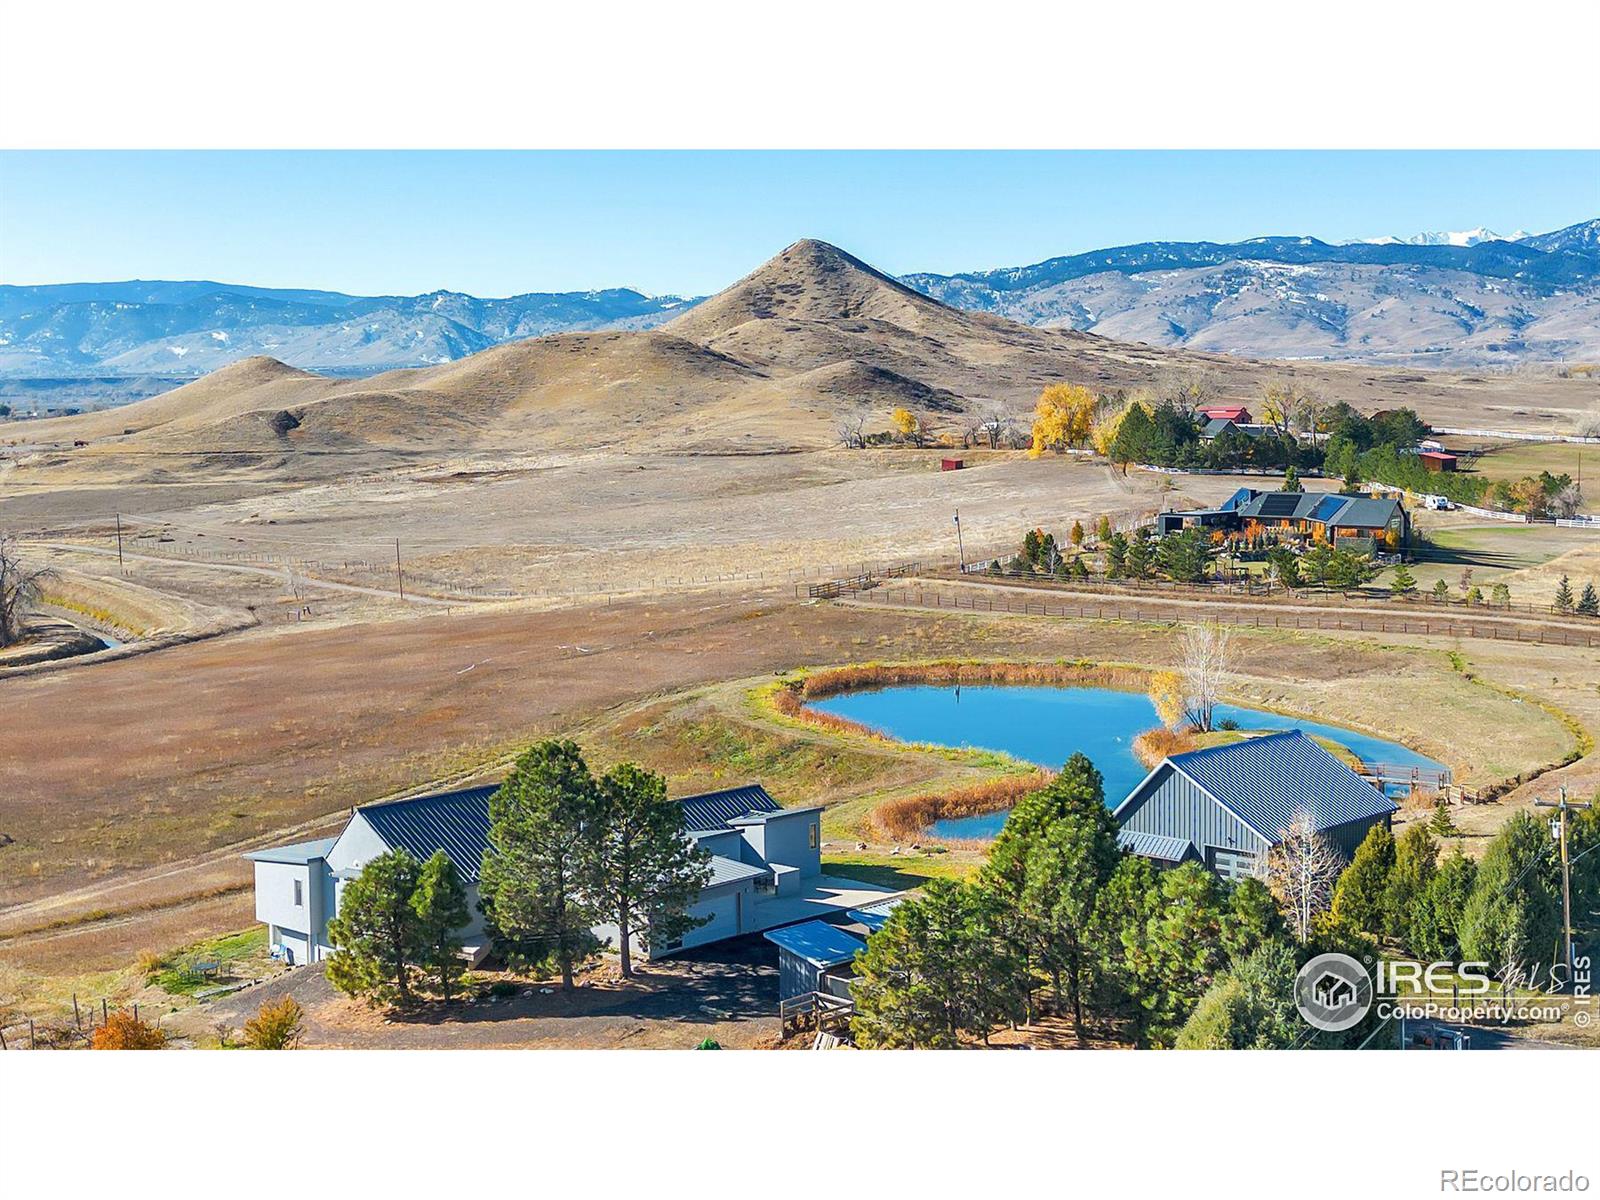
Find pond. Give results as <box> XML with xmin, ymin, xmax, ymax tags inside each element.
<box><xmin>808</xmin><ymin>685</ymin><xmax>1446</xmax><ymax>839</ymax></box>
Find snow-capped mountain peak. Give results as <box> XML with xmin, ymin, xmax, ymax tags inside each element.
<box><xmin>1350</xmin><ymin>227</ymin><xmax>1529</xmax><ymax>248</ymax></box>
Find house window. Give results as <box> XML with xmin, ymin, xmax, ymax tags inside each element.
<box><xmin>293</xmin><ymin>879</ymin><xmax>303</xmax><ymax>907</ymax></box>
<box><xmin>809</xmin><ymin>823</ymin><xmax>818</xmax><ymax>849</ymax></box>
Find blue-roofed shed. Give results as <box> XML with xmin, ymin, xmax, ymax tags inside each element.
<box><xmin>765</xmin><ymin>920</ymin><xmax>869</xmax><ymax>1001</ymax></box>
<box><xmin>1112</xmin><ymin>730</ymin><xmax>1397</xmax><ymax>879</ymax></box>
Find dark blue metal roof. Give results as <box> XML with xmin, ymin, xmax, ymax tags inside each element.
<box><xmin>357</xmin><ymin>785</ymin><xmax>498</xmax><ymax>881</ymax></box>
<box><xmin>1116</xmin><ymin>829</ymin><xmax>1193</xmax><ymax>862</ymax></box>
<box><xmin>1161</xmin><ymin>730</ymin><xmax>1396</xmax><ymax>841</ymax></box>
<box><xmin>764</xmin><ymin>920</ymin><xmax>867</xmax><ymax>968</ymax></box>
<box><xmin>677</xmin><ymin>783</ymin><xmax>779</xmax><ymax>832</ymax></box>
<box><xmin>1220</xmin><ymin>487</ymin><xmax>1261</xmax><ymax>512</ymax></box>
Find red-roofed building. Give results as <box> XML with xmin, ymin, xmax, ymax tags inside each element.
<box><xmin>1198</xmin><ymin>404</ymin><xmax>1252</xmax><ymax>424</ymax></box>
<box><xmin>1418</xmin><ymin>450</ymin><xmax>1458</xmax><ymax>472</ymax></box>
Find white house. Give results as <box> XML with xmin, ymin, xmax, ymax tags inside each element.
<box><xmin>246</xmin><ymin>781</ymin><xmax>894</xmax><ymax>967</ymax></box>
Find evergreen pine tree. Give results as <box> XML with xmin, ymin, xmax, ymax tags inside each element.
<box><xmin>591</xmin><ymin>762</ymin><xmax>714</xmax><ymax>977</ymax></box>
<box><xmin>1578</xmin><ymin>582</ymin><xmax>1599</xmax><ymax>616</ymax></box>
<box><xmin>1555</xmin><ymin>574</ymin><xmax>1575</xmax><ymax>613</ymax></box>
<box><xmin>1279</xmin><ymin>465</ymin><xmax>1303</xmax><ymax>493</ymax></box>
<box><xmin>479</xmin><ymin>739</ymin><xmax>604</xmax><ymax>989</ymax></box>
<box><xmin>1389</xmin><ymin>563</ymin><xmax>1417</xmax><ymax>595</ymax></box>
<box><xmin>1431</xmin><ymin>579</ymin><xmax>1450</xmax><ymax>603</ymax></box>
<box><xmin>1331</xmin><ymin>824</ymin><xmax>1395</xmax><ymax>936</ymax></box>
<box><xmin>1383</xmin><ymin>824</ymin><xmax>1438</xmax><ymax>944</ymax></box>
<box><xmin>1412</xmin><ymin>849</ymin><xmax>1478</xmax><ymax>962</ymax></box>
<box><xmin>411</xmin><ymin>850</ymin><xmax>470</xmax><ymax>1001</ymax></box>
<box><xmin>1104</xmin><ymin>532</ymin><xmax>1128</xmax><ymax>579</ymax></box>
<box><xmin>1429</xmin><ymin>799</ymin><xmax>1461</xmax><ymax>839</ymax></box>
<box><xmin>1459</xmin><ymin>811</ymin><xmax>1561</xmax><ymax>971</ymax></box>
<box><xmin>327</xmin><ymin>849</ymin><xmax>426</xmax><ymax>1006</ymax></box>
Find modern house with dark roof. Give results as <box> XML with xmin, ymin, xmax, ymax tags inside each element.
<box><xmin>1111</xmin><ymin>730</ymin><xmax>1398</xmax><ymax>880</ymax></box>
<box><xmin>247</xmin><ymin>781</ymin><xmax>894</xmax><ymax>968</ymax></box>
<box><xmin>1156</xmin><ymin>487</ymin><xmax>1407</xmax><ymax>546</ymax></box>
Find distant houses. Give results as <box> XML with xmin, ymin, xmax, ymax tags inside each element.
<box><xmin>247</xmin><ymin>782</ymin><xmax>896</xmax><ymax>968</ymax></box>
<box><xmin>1112</xmin><ymin>730</ymin><xmax>1398</xmax><ymax>878</ymax></box>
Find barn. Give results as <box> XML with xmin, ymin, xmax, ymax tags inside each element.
<box><xmin>1111</xmin><ymin>730</ymin><xmax>1398</xmax><ymax>879</ymax></box>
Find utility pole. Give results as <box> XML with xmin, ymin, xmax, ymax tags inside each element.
<box><xmin>953</xmin><ymin>509</ymin><xmax>965</xmax><ymax>570</ymax></box>
<box><xmin>115</xmin><ymin>512</ymin><xmax>124</xmax><ymax>571</ymax></box>
<box><xmin>394</xmin><ymin>538</ymin><xmax>405</xmax><ymax>601</ymax></box>
<box><xmin>1535</xmin><ymin>788</ymin><xmax>1592</xmax><ymax>972</ymax></box>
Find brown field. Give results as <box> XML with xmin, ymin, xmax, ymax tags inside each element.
<box><xmin>4</xmin><ymin>237</ymin><xmax>1599</xmax><ymax>1043</ymax></box>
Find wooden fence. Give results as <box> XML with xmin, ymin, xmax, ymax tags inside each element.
<box><xmin>849</xmin><ymin>584</ymin><xmax>1600</xmax><ymax>649</ymax></box>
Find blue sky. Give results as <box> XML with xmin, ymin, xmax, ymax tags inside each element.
<box><xmin>2</xmin><ymin>151</ymin><xmax>1596</xmax><ymax>297</ymax></box>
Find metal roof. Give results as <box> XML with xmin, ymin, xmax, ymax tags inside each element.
<box><xmin>1116</xmin><ymin>829</ymin><xmax>1193</xmax><ymax>862</ymax></box>
<box><xmin>1324</xmin><ymin>496</ymin><xmax>1402</xmax><ymax>529</ymax></box>
<box><xmin>706</xmin><ymin>855</ymin><xmax>772</xmax><ymax>888</ymax></box>
<box><xmin>847</xmin><ymin>896</ymin><xmax>906</xmax><ymax>931</ymax></box>
<box><xmin>764</xmin><ymin>920</ymin><xmax>868</xmax><ymax>968</ymax></box>
<box><xmin>676</xmin><ymin>783</ymin><xmax>780</xmax><ymax>832</ymax></box>
<box><xmin>245</xmin><ymin>836</ymin><xmax>338</xmax><ymax>865</ymax></box>
<box><xmin>357</xmin><ymin>785</ymin><xmax>498</xmax><ymax>882</ymax></box>
<box><xmin>1158</xmin><ymin>730</ymin><xmax>1396</xmax><ymax>841</ymax></box>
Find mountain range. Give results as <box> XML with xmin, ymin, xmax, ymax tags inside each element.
<box><xmin>2</xmin><ymin>220</ymin><xmax>1597</xmax><ymax>400</ymax></box>
<box><xmin>16</xmin><ymin>240</ymin><xmax>1597</xmax><ymax>490</ymax></box>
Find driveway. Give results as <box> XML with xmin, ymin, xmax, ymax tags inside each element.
<box><xmin>197</xmin><ymin>937</ymin><xmax>782</xmax><ymax>1049</ymax></box>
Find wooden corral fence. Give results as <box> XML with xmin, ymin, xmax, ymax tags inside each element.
<box><xmin>780</xmin><ymin>990</ymin><xmax>856</xmax><ymax>1038</ymax></box>
<box><xmin>847</xmin><ymin>584</ymin><xmax>1600</xmax><ymax>649</ymax></box>
<box><xmin>802</xmin><ymin>562</ymin><xmax>920</xmax><ymax>600</ymax></box>
<box><xmin>1359</xmin><ymin>762</ymin><xmax>1452</xmax><ymax>792</ymax></box>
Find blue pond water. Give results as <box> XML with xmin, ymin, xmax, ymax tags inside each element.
<box><xmin>809</xmin><ymin>685</ymin><xmax>1444</xmax><ymax>839</ymax></box>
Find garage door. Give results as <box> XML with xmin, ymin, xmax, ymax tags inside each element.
<box><xmin>1206</xmin><ymin>846</ymin><xmax>1257</xmax><ymax>881</ymax></box>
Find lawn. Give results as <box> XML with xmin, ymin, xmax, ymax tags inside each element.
<box><xmin>1390</xmin><ymin>521</ymin><xmax>1595</xmax><ymax>595</ymax></box>
<box><xmin>1456</xmin><ymin>440</ymin><xmax>1597</xmax><ymax>486</ymax></box>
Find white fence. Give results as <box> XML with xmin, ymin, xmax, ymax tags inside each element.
<box><xmin>1431</xmin><ymin>427</ymin><xmax>1600</xmax><ymax>445</ymax></box>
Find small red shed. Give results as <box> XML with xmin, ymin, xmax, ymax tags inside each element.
<box><xmin>1418</xmin><ymin>450</ymin><xmax>1458</xmax><ymax>472</ymax></box>
<box><xmin>941</xmin><ymin>457</ymin><xmax>964</xmax><ymax>471</ymax></box>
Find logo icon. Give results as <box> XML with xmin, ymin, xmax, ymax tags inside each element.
<box><xmin>1295</xmin><ymin>952</ymin><xmax>1373</xmax><ymax>1032</ymax></box>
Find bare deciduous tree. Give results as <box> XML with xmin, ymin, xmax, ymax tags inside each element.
<box><xmin>983</xmin><ymin>406</ymin><xmax>1015</xmax><ymax>450</ymax></box>
<box><xmin>0</xmin><ymin>535</ymin><xmax>55</xmax><ymax>648</ymax></box>
<box><xmin>836</xmin><ymin>406</ymin><xmax>868</xmax><ymax>449</ymax></box>
<box><xmin>1261</xmin><ymin>809</ymin><xmax>1344</xmax><ymax>942</ymax></box>
<box><xmin>1178</xmin><ymin>620</ymin><xmax>1232</xmax><ymax>732</ymax></box>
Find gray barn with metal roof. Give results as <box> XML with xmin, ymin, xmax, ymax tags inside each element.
<box><xmin>1112</xmin><ymin>730</ymin><xmax>1397</xmax><ymax>879</ymax></box>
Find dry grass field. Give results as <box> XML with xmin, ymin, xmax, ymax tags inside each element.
<box><xmin>4</xmin><ymin>237</ymin><xmax>1599</xmax><ymax>1041</ymax></box>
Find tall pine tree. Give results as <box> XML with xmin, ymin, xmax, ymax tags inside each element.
<box><xmin>411</xmin><ymin>850</ymin><xmax>470</xmax><ymax>1001</ymax></box>
<box><xmin>1331</xmin><ymin>824</ymin><xmax>1395</xmax><ymax>936</ymax></box>
<box><xmin>480</xmin><ymin>739</ymin><xmax>603</xmax><ymax>988</ymax></box>
<box><xmin>327</xmin><ymin>849</ymin><xmax>425</xmax><ymax>1006</ymax></box>
<box><xmin>591</xmin><ymin>763</ymin><xmax>713</xmax><ymax>976</ymax></box>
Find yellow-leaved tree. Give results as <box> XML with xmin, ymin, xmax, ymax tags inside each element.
<box><xmin>1149</xmin><ymin>670</ymin><xmax>1188</xmax><ymax>731</ymax></box>
<box><xmin>1090</xmin><ymin>392</ymin><xmax>1152</xmax><ymax>457</ymax></box>
<box><xmin>1029</xmin><ymin>384</ymin><xmax>1096</xmax><ymax>456</ymax></box>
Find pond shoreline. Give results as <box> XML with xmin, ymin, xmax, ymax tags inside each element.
<box><xmin>784</xmin><ymin>663</ymin><xmax>1447</xmax><ymax>841</ymax></box>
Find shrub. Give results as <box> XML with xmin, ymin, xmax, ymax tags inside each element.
<box><xmin>243</xmin><ymin>997</ymin><xmax>304</xmax><ymax>1049</ymax></box>
<box><xmin>489</xmin><ymin>980</ymin><xmax>518</xmax><ymax>999</ymax></box>
<box><xmin>91</xmin><ymin>1011</ymin><xmax>166</xmax><ymax>1050</ymax></box>
<box><xmin>872</xmin><ymin>772</ymin><xmax>1054</xmax><ymax>840</ymax></box>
